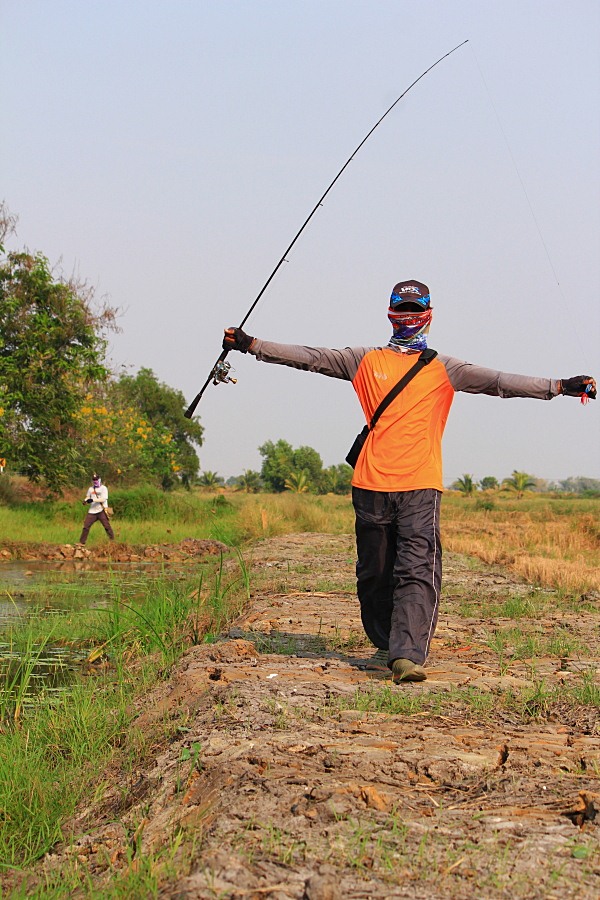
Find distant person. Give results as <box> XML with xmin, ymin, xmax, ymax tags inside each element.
<box><xmin>223</xmin><ymin>279</ymin><xmax>596</xmax><ymax>683</ymax></box>
<box><xmin>79</xmin><ymin>473</ymin><xmax>114</xmax><ymax>545</ymax></box>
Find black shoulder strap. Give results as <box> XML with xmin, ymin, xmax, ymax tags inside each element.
<box><xmin>369</xmin><ymin>349</ymin><xmax>438</xmax><ymax>431</ymax></box>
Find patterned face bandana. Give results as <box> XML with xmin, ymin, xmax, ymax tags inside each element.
<box><xmin>92</xmin><ymin>477</ymin><xmax>101</xmax><ymax>489</ymax></box>
<box><xmin>387</xmin><ymin>307</ymin><xmax>433</xmax><ymax>350</ymax></box>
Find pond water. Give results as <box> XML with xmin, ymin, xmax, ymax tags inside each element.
<box><xmin>1</xmin><ymin>561</ymin><xmax>104</xmax><ymax>625</ymax></box>
<box><xmin>0</xmin><ymin>561</ymin><xmax>125</xmax><ymax>701</ymax></box>
<box><xmin>0</xmin><ymin>558</ymin><xmax>204</xmax><ymax>702</ymax></box>
<box><xmin>0</xmin><ymin>558</ymin><xmax>201</xmax><ymax>623</ymax></box>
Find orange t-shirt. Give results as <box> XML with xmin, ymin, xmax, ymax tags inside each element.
<box><xmin>351</xmin><ymin>349</ymin><xmax>454</xmax><ymax>492</ymax></box>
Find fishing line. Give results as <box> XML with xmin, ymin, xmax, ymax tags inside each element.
<box><xmin>468</xmin><ymin>44</ymin><xmax>589</xmax><ymax>361</ymax></box>
<box><xmin>185</xmin><ymin>40</ymin><xmax>469</xmax><ymax>417</ymax></box>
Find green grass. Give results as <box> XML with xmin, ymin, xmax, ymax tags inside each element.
<box><xmin>0</xmin><ymin>489</ymin><xmax>244</xmax><ymax>547</ymax></box>
<box><xmin>0</xmin><ymin>551</ymin><xmax>251</xmax><ymax>875</ymax></box>
<box><xmin>324</xmin><ymin>675</ymin><xmax>598</xmax><ymax>724</ymax></box>
<box><xmin>0</xmin><ymin>677</ymin><xmax>135</xmax><ymax>869</ymax></box>
<box><xmin>482</xmin><ymin>625</ymin><xmax>585</xmax><ymax>664</ymax></box>
<box><xmin>0</xmin><ymin>486</ymin><xmax>357</xmax><ymax>548</ymax></box>
<box><xmin>442</xmin><ymin>491</ymin><xmax>600</xmax><ymax>520</ymax></box>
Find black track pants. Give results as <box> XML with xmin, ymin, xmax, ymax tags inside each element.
<box><xmin>79</xmin><ymin>510</ymin><xmax>114</xmax><ymax>544</ymax></box>
<box><xmin>352</xmin><ymin>487</ymin><xmax>442</xmax><ymax>666</ymax></box>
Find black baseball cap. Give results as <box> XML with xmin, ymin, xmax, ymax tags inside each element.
<box><xmin>390</xmin><ymin>280</ymin><xmax>431</xmax><ymax>311</ymax></box>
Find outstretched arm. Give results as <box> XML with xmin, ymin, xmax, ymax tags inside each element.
<box><xmin>440</xmin><ymin>355</ymin><xmax>596</xmax><ymax>402</ymax></box>
<box><xmin>223</xmin><ymin>327</ymin><xmax>369</xmax><ymax>381</ymax></box>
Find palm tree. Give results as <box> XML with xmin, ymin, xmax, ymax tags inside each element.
<box><xmin>501</xmin><ymin>470</ymin><xmax>536</xmax><ymax>499</ymax></box>
<box><xmin>284</xmin><ymin>470</ymin><xmax>310</xmax><ymax>493</ymax></box>
<box><xmin>453</xmin><ymin>474</ymin><xmax>477</xmax><ymax>496</ymax></box>
<box><xmin>236</xmin><ymin>470</ymin><xmax>262</xmax><ymax>493</ymax></box>
<box><xmin>198</xmin><ymin>470</ymin><xmax>224</xmax><ymax>488</ymax></box>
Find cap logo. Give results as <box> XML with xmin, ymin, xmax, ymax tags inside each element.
<box><xmin>397</xmin><ymin>285</ymin><xmax>421</xmax><ymax>295</ymax></box>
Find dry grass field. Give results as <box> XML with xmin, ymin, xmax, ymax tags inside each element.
<box><xmin>440</xmin><ymin>493</ymin><xmax>599</xmax><ymax>595</ymax></box>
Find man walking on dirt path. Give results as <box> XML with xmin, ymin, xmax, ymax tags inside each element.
<box><xmin>223</xmin><ymin>280</ymin><xmax>596</xmax><ymax>683</ymax></box>
<box><xmin>78</xmin><ymin>473</ymin><xmax>114</xmax><ymax>546</ymax></box>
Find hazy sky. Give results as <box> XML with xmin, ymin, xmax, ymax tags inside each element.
<box><xmin>2</xmin><ymin>1</ymin><xmax>599</xmax><ymax>484</ymax></box>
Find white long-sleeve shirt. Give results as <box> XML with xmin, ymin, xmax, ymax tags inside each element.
<box><xmin>84</xmin><ymin>485</ymin><xmax>109</xmax><ymax>514</ymax></box>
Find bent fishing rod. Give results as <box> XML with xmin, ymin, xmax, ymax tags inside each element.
<box><xmin>184</xmin><ymin>39</ymin><xmax>468</xmax><ymax>418</ymax></box>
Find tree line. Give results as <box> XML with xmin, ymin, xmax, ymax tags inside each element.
<box><xmin>199</xmin><ymin>439</ymin><xmax>353</xmax><ymax>495</ymax></box>
<box><xmin>2</xmin><ymin>204</ymin><xmax>597</xmax><ymax>498</ymax></box>
<box><xmin>451</xmin><ymin>472</ymin><xmax>600</xmax><ymax>498</ymax></box>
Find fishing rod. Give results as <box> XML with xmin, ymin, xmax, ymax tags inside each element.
<box><xmin>184</xmin><ymin>39</ymin><xmax>468</xmax><ymax>418</ymax></box>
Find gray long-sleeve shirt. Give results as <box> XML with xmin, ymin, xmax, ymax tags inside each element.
<box><xmin>250</xmin><ymin>339</ymin><xmax>559</xmax><ymax>399</ymax></box>
<box><xmin>248</xmin><ymin>338</ymin><xmax>560</xmax><ymax>491</ymax></box>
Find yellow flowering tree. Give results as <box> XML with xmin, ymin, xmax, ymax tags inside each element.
<box><xmin>76</xmin><ymin>368</ymin><xmax>203</xmax><ymax>488</ymax></box>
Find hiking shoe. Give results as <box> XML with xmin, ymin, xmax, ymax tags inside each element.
<box><xmin>363</xmin><ymin>648</ymin><xmax>389</xmax><ymax>670</ymax></box>
<box><xmin>392</xmin><ymin>658</ymin><xmax>427</xmax><ymax>683</ymax></box>
<box><xmin>348</xmin><ymin>647</ymin><xmax>388</xmax><ymax>671</ymax></box>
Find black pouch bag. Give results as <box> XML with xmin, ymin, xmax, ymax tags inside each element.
<box><xmin>346</xmin><ymin>425</ymin><xmax>370</xmax><ymax>469</ymax></box>
<box><xmin>345</xmin><ymin>349</ymin><xmax>437</xmax><ymax>469</ymax></box>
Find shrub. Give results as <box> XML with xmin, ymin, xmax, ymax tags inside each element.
<box><xmin>0</xmin><ymin>475</ymin><xmax>20</xmax><ymax>507</ymax></box>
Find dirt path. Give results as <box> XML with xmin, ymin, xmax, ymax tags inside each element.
<box><xmin>42</xmin><ymin>534</ymin><xmax>600</xmax><ymax>898</ymax></box>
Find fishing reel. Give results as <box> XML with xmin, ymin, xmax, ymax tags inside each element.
<box><xmin>211</xmin><ymin>359</ymin><xmax>237</xmax><ymax>386</ymax></box>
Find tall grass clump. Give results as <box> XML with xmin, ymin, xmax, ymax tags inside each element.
<box><xmin>0</xmin><ymin>678</ymin><xmax>132</xmax><ymax>869</ymax></box>
<box><xmin>108</xmin><ymin>485</ymin><xmax>198</xmax><ymax>522</ymax></box>
<box><xmin>0</xmin><ymin>630</ymin><xmax>55</xmax><ymax>725</ymax></box>
<box><xmin>92</xmin><ymin>550</ymin><xmax>252</xmax><ymax>662</ymax></box>
<box><xmin>201</xmin><ymin>549</ymin><xmax>251</xmax><ymax>640</ymax></box>
<box><xmin>234</xmin><ymin>493</ymin><xmax>354</xmax><ymax>541</ymax></box>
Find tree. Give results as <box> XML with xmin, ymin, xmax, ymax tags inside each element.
<box><xmin>0</xmin><ymin>202</ymin><xmax>17</xmax><ymax>251</ymax></box>
<box><xmin>235</xmin><ymin>470</ymin><xmax>262</xmax><ymax>493</ymax></box>
<box><xmin>259</xmin><ymin>439</ymin><xmax>328</xmax><ymax>493</ymax></box>
<box><xmin>0</xmin><ymin>245</ymin><xmax>116</xmax><ymax>488</ymax></box>
<box><xmin>284</xmin><ymin>470</ymin><xmax>310</xmax><ymax>493</ymax></box>
<box><xmin>292</xmin><ymin>446</ymin><xmax>325</xmax><ymax>492</ymax></box>
<box><xmin>111</xmin><ymin>368</ymin><xmax>203</xmax><ymax>487</ymax></box>
<box><xmin>558</xmin><ymin>476</ymin><xmax>600</xmax><ymax>496</ymax></box>
<box><xmin>323</xmin><ymin>463</ymin><xmax>353</xmax><ymax>494</ymax></box>
<box><xmin>75</xmin><ymin>368</ymin><xmax>203</xmax><ymax>489</ymax></box>
<box><xmin>501</xmin><ymin>470</ymin><xmax>536</xmax><ymax>499</ymax></box>
<box><xmin>198</xmin><ymin>470</ymin><xmax>223</xmax><ymax>488</ymax></box>
<box><xmin>259</xmin><ymin>439</ymin><xmax>296</xmax><ymax>492</ymax></box>
<box><xmin>480</xmin><ymin>475</ymin><xmax>499</xmax><ymax>491</ymax></box>
<box><xmin>452</xmin><ymin>474</ymin><xmax>477</xmax><ymax>496</ymax></box>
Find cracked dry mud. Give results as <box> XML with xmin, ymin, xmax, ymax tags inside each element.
<box><xmin>48</xmin><ymin>534</ymin><xmax>600</xmax><ymax>898</ymax></box>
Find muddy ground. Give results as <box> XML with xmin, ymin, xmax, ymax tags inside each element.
<box><xmin>27</xmin><ymin>534</ymin><xmax>600</xmax><ymax>897</ymax></box>
<box><xmin>0</xmin><ymin>538</ymin><xmax>229</xmax><ymax>563</ymax></box>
